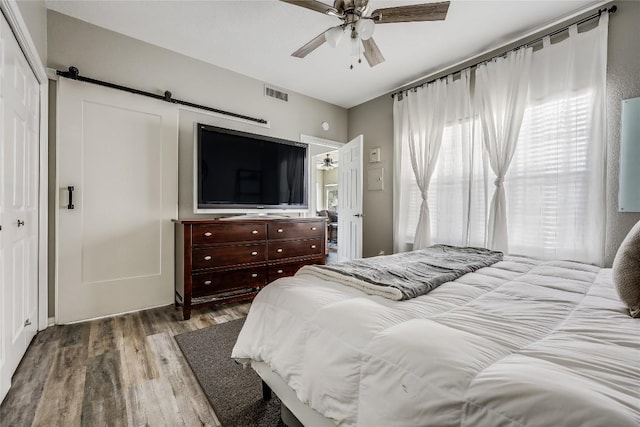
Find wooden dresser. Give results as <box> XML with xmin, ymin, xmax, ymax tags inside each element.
<box><xmin>174</xmin><ymin>217</ymin><xmax>326</xmax><ymax>319</ymax></box>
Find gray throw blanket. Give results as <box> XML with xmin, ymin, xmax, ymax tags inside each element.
<box><xmin>296</xmin><ymin>245</ymin><xmax>503</xmax><ymax>300</ymax></box>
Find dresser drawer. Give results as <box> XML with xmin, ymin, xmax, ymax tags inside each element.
<box><xmin>192</xmin><ymin>244</ymin><xmax>266</xmax><ymax>270</ymax></box>
<box><xmin>268</xmin><ymin>238</ymin><xmax>323</xmax><ymax>260</ymax></box>
<box><xmin>192</xmin><ymin>223</ymin><xmax>266</xmax><ymax>245</ymax></box>
<box><xmin>268</xmin><ymin>221</ymin><xmax>324</xmax><ymax>240</ymax></box>
<box><xmin>192</xmin><ymin>268</ymin><xmax>266</xmax><ymax>297</ymax></box>
<box><xmin>268</xmin><ymin>258</ymin><xmax>324</xmax><ymax>282</ymax></box>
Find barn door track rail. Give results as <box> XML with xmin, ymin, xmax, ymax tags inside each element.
<box><xmin>55</xmin><ymin>66</ymin><xmax>268</xmax><ymax>125</ymax></box>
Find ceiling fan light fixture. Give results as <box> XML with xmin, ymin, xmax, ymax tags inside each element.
<box><xmin>318</xmin><ymin>154</ymin><xmax>337</xmax><ymax>170</ymax></box>
<box><xmin>325</xmin><ymin>26</ymin><xmax>344</xmax><ymax>48</ymax></box>
<box><xmin>355</xmin><ymin>18</ymin><xmax>375</xmax><ymax>40</ymax></box>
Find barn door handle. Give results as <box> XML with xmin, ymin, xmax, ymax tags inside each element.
<box><xmin>67</xmin><ymin>186</ymin><xmax>75</xmax><ymax>209</ymax></box>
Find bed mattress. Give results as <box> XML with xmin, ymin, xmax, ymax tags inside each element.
<box><xmin>232</xmin><ymin>256</ymin><xmax>640</xmax><ymax>426</ymax></box>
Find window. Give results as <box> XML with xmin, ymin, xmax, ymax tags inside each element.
<box><xmin>403</xmin><ymin>119</ymin><xmax>487</xmax><ymax>248</ymax></box>
<box><xmin>506</xmin><ymin>91</ymin><xmax>594</xmax><ymax>261</ymax></box>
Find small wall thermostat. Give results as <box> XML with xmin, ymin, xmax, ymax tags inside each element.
<box><xmin>369</xmin><ymin>147</ymin><xmax>381</xmax><ymax>163</ymax></box>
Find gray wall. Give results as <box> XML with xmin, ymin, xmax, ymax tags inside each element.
<box><xmin>47</xmin><ymin>11</ymin><xmax>349</xmax><ymax>314</ymax></box>
<box><xmin>603</xmin><ymin>1</ymin><xmax>640</xmax><ymax>266</ymax></box>
<box><xmin>47</xmin><ymin>10</ymin><xmax>348</xmax><ymax>220</ymax></box>
<box><xmin>348</xmin><ymin>95</ymin><xmax>394</xmax><ymax>258</ymax></box>
<box><xmin>16</xmin><ymin>0</ymin><xmax>47</xmax><ymax>64</ymax></box>
<box><xmin>347</xmin><ymin>1</ymin><xmax>640</xmax><ymax>265</ymax></box>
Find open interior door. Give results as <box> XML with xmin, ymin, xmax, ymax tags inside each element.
<box><xmin>337</xmin><ymin>135</ymin><xmax>363</xmax><ymax>261</ymax></box>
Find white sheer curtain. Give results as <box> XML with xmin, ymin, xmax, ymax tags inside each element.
<box><xmin>475</xmin><ymin>48</ymin><xmax>533</xmax><ymax>252</ymax></box>
<box><xmin>393</xmin><ymin>79</ymin><xmax>448</xmax><ymax>250</ymax></box>
<box><xmin>428</xmin><ymin>70</ymin><xmax>488</xmax><ymax>247</ymax></box>
<box><xmin>394</xmin><ymin>71</ymin><xmax>482</xmax><ymax>251</ymax></box>
<box><xmin>394</xmin><ymin>13</ymin><xmax>609</xmax><ymax>263</ymax></box>
<box><xmin>505</xmin><ymin>14</ymin><xmax>608</xmax><ymax>265</ymax></box>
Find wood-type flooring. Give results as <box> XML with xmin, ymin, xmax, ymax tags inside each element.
<box><xmin>0</xmin><ymin>302</ymin><xmax>251</xmax><ymax>427</ymax></box>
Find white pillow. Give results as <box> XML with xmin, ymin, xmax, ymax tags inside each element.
<box><xmin>613</xmin><ymin>220</ymin><xmax>640</xmax><ymax>317</ymax></box>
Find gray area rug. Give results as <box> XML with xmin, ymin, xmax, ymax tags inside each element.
<box><xmin>175</xmin><ymin>318</ymin><xmax>285</xmax><ymax>427</ymax></box>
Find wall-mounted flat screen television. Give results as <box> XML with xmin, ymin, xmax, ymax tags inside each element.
<box><xmin>196</xmin><ymin>124</ymin><xmax>308</xmax><ymax>212</ymax></box>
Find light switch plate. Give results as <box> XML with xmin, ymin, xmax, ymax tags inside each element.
<box><xmin>369</xmin><ymin>147</ymin><xmax>381</xmax><ymax>163</ymax></box>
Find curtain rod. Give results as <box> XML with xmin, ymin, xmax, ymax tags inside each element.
<box><xmin>391</xmin><ymin>4</ymin><xmax>617</xmax><ymax>99</ymax></box>
<box><xmin>55</xmin><ymin>66</ymin><xmax>268</xmax><ymax>125</ymax></box>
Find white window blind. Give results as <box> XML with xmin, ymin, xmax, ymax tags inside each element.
<box><xmin>506</xmin><ymin>91</ymin><xmax>593</xmax><ymax>261</ymax></box>
<box><xmin>430</xmin><ymin>122</ymin><xmax>487</xmax><ymax>247</ymax></box>
<box><xmin>401</xmin><ymin>89</ymin><xmax>602</xmax><ymax>261</ymax></box>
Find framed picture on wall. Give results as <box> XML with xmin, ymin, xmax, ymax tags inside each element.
<box><xmin>325</xmin><ymin>184</ymin><xmax>338</xmax><ymax>210</ymax></box>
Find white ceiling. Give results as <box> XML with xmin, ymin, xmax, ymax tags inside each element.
<box><xmin>45</xmin><ymin>0</ymin><xmax>601</xmax><ymax>109</ymax></box>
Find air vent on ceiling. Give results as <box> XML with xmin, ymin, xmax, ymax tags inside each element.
<box><xmin>264</xmin><ymin>85</ymin><xmax>289</xmax><ymax>102</ymax></box>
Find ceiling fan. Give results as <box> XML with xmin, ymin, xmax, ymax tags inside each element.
<box><xmin>281</xmin><ymin>0</ymin><xmax>450</xmax><ymax>67</ymax></box>
<box><xmin>317</xmin><ymin>153</ymin><xmax>338</xmax><ymax>170</ymax></box>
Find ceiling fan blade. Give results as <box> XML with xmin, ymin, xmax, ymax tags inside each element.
<box><xmin>280</xmin><ymin>0</ymin><xmax>339</xmax><ymax>15</ymax></box>
<box><xmin>292</xmin><ymin>30</ymin><xmax>328</xmax><ymax>58</ymax></box>
<box><xmin>362</xmin><ymin>37</ymin><xmax>385</xmax><ymax>67</ymax></box>
<box><xmin>371</xmin><ymin>1</ymin><xmax>450</xmax><ymax>24</ymax></box>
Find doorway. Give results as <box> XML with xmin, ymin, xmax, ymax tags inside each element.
<box><xmin>314</xmin><ymin>150</ymin><xmax>339</xmax><ymax>264</ymax></box>
<box><xmin>302</xmin><ymin>134</ymin><xmax>363</xmax><ymax>264</ymax></box>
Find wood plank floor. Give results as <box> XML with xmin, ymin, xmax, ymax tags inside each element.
<box><xmin>0</xmin><ymin>302</ymin><xmax>251</xmax><ymax>427</ymax></box>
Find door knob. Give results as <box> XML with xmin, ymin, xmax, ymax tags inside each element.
<box><xmin>24</xmin><ymin>319</ymin><xmax>31</xmax><ymax>327</ymax></box>
<box><xmin>17</xmin><ymin>219</ymin><xmax>25</xmax><ymax>227</ymax></box>
<box><xmin>354</xmin><ymin>213</ymin><xmax>364</xmax><ymax>218</ymax></box>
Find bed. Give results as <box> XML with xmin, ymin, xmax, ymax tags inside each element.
<box><xmin>231</xmin><ymin>253</ymin><xmax>640</xmax><ymax>426</ymax></box>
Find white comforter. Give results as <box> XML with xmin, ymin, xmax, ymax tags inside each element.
<box><xmin>232</xmin><ymin>256</ymin><xmax>640</xmax><ymax>426</ymax></box>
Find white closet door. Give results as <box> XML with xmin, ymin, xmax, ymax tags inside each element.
<box><xmin>56</xmin><ymin>78</ymin><xmax>178</xmax><ymax>324</ymax></box>
<box><xmin>0</xmin><ymin>12</ymin><xmax>40</xmax><ymax>402</ymax></box>
<box><xmin>337</xmin><ymin>135</ymin><xmax>363</xmax><ymax>261</ymax></box>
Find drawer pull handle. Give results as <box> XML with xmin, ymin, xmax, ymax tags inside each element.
<box><xmin>204</xmin><ymin>255</ymin><xmax>212</xmax><ymax>261</ymax></box>
<box><xmin>277</xmin><ymin>228</ymin><xmax>283</xmax><ymax>233</ymax></box>
<box><xmin>311</xmin><ymin>227</ymin><xmax>317</xmax><ymax>231</ymax></box>
<box><xmin>204</xmin><ymin>280</ymin><xmax>212</xmax><ymax>285</ymax></box>
<box><xmin>251</xmin><ymin>273</ymin><xmax>258</xmax><ymax>278</ymax></box>
<box><xmin>251</xmin><ymin>230</ymin><xmax>259</xmax><ymax>234</ymax></box>
<box><xmin>311</xmin><ymin>245</ymin><xmax>317</xmax><ymax>249</ymax></box>
<box><xmin>277</xmin><ymin>269</ymin><xmax>284</xmax><ymax>274</ymax></box>
<box><xmin>204</xmin><ymin>232</ymin><xmax>212</xmax><ymax>237</ymax></box>
<box><xmin>276</xmin><ymin>248</ymin><xmax>283</xmax><ymax>253</ymax></box>
<box><xmin>251</xmin><ymin>251</ymin><xmax>258</xmax><ymax>256</ymax></box>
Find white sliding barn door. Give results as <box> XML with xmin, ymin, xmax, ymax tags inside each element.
<box><xmin>0</xmin><ymin>13</ymin><xmax>40</xmax><ymax>402</ymax></box>
<box><xmin>56</xmin><ymin>78</ymin><xmax>178</xmax><ymax>324</ymax></box>
<box><xmin>337</xmin><ymin>135</ymin><xmax>363</xmax><ymax>261</ymax></box>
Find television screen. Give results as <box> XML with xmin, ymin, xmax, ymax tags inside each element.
<box><xmin>197</xmin><ymin>124</ymin><xmax>308</xmax><ymax>210</ymax></box>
